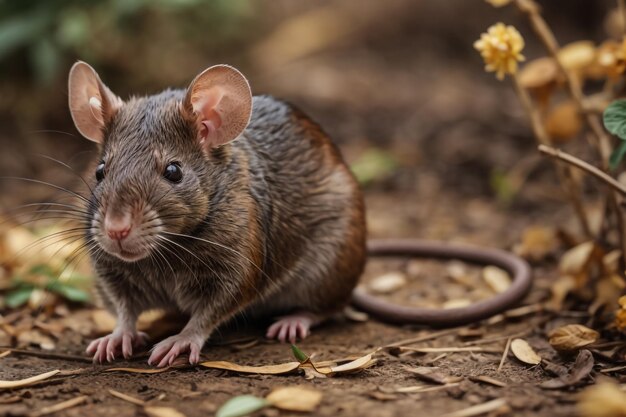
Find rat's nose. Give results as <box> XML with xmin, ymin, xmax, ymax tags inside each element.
<box><xmin>104</xmin><ymin>212</ymin><xmax>133</xmax><ymax>241</ymax></box>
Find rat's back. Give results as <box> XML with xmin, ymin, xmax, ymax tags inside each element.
<box><xmin>239</xmin><ymin>95</ymin><xmax>367</xmax><ymax>316</ymax></box>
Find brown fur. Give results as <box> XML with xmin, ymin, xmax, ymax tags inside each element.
<box><xmin>84</xmin><ymin>90</ymin><xmax>366</xmax><ymax>344</ymax></box>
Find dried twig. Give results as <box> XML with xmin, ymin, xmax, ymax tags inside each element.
<box><xmin>29</xmin><ymin>396</ymin><xmax>87</xmax><ymax>417</ymax></box>
<box><xmin>0</xmin><ymin>348</ymin><xmax>93</xmax><ymax>363</ymax></box>
<box><xmin>497</xmin><ymin>337</ymin><xmax>512</xmax><ymax>373</ymax></box>
<box><xmin>539</xmin><ymin>145</ymin><xmax>626</xmax><ymax>196</ymax></box>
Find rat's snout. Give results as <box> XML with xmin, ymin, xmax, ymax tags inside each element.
<box><xmin>104</xmin><ymin>212</ymin><xmax>133</xmax><ymax>242</ymax></box>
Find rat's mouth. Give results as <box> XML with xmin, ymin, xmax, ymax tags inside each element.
<box><xmin>98</xmin><ymin>239</ymin><xmax>149</xmax><ymax>262</ymax></box>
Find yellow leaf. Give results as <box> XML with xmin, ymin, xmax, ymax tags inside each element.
<box><xmin>0</xmin><ymin>369</ymin><xmax>60</xmax><ymax>390</ymax></box>
<box><xmin>144</xmin><ymin>406</ymin><xmax>187</xmax><ymax>417</ymax></box>
<box><xmin>558</xmin><ymin>41</ymin><xmax>596</xmax><ymax>71</ymax></box>
<box><xmin>514</xmin><ymin>226</ymin><xmax>558</xmax><ymax>261</ymax></box>
<box><xmin>549</xmin><ymin>324</ymin><xmax>599</xmax><ymax>351</ymax></box>
<box><xmin>577</xmin><ymin>381</ymin><xmax>626</xmax><ymax>417</ymax></box>
<box><xmin>482</xmin><ymin>266</ymin><xmax>511</xmax><ymax>293</ymax></box>
<box><xmin>368</xmin><ymin>272</ymin><xmax>407</xmax><ymax>294</ymax></box>
<box><xmin>559</xmin><ymin>242</ymin><xmax>596</xmax><ymax>275</ymax></box>
<box><xmin>266</xmin><ymin>386</ymin><xmax>322</xmax><ymax>412</ymax></box>
<box><xmin>199</xmin><ymin>361</ymin><xmax>300</xmax><ymax>375</ymax></box>
<box><xmin>510</xmin><ymin>338</ymin><xmax>541</xmax><ymax>365</ymax></box>
<box><xmin>545</xmin><ymin>100</ymin><xmax>583</xmax><ymax>143</ymax></box>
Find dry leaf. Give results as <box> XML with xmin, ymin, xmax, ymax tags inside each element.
<box><xmin>343</xmin><ymin>306</ymin><xmax>369</xmax><ymax>322</ymax></box>
<box><xmin>328</xmin><ymin>350</ymin><xmax>378</xmax><ymax>374</ymax></box>
<box><xmin>518</xmin><ymin>57</ymin><xmax>559</xmax><ymax>89</ymax></box>
<box><xmin>266</xmin><ymin>386</ymin><xmax>322</xmax><ymax>412</ymax></box>
<box><xmin>549</xmin><ymin>324</ymin><xmax>599</xmax><ymax>351</ymax></box>
<box><xmin>482</xmin><ymin>266</ymin><xmax>511</xmax><ymax>293</ymax></box>
<box><xmin>30</xmin><ymin>396</ymin><xmax>87</xmax><ymax>417</ymax></box>
<box><xmin>16</xmin><ymin>329</ymin><xmax>55</xmax><ymax>350</ymax></box>
<box><xmin>558</xmin><ymin>41</ymin><xmax>596</xmax><ymax>71</ymax></box>
<box><xmin>548</xmin><ymin>275</ymin><xmax>576</xmax><ymax>311</ymax></box>
<box><xmin>405</xmin><ymin>366</ymin><xmax>449</xmax><ymax>385</ymax></box>
<box><xmin>144</xmin><ymin>406</ymin><xmax>187</xmax><ymax>417</ymax></box>
<box><xmin>541</xmin><ymin>349</ymin><xmax>594</xmax><ymax>389</ymax></box>
<box><xmin>559</xmin><ymin>241</ymin><xmax>596</xmax><ymax>276</ymax></box>
<box><xmin>440</xmin><ymin>398</ymin><xmax>508</xmax><ymax>417</ymax></box>
<box><xmin>578</xmin><ymin>381</ymin><xmax>626</xmax><ymax>417</ymax></box>
<box><xmin>442</xmin><ymin>299</ymin><xmax>472</xmax><ymax>309</ymax></box>
<box><xmin>199</xmin><ymin>360</ymin><xmax>300</xmax><ymax>375</ymax></box>
<box><xmin>514</xmin><ymin>226</ymin><xmax>558</xmax><ymax>261</ymax></box>
<box><xmin>510</xmin><ymin>338</ymin><xmax>541</xmax><ymax>365</ymax></box>
<box><xmin>545</xmin><ymin>100</ymin><xmax>582</xmax><ymax>142</ymax></box>
<box><xmin>0</xmin><ymin>369</ymin><xmax>60</xmax><ymax>390</ymax></box>
<box><xmin>368</xmin><ymin>272</ymin><xmax>407</xmax><ymax>294</ymax></box>
<box><xmin>615</xmin><ymin>296</ymin><xmax>626</xmax><ymax>332</ymax></box>
<box><xmin>469</xmin><ymin>375</ymin><xmax>507</xmax><ymax>387</ymax></box>
<box><xmin>109</xmin><ymin>389</ymin><xmax>145</xmax><ymax>406</ymax></box>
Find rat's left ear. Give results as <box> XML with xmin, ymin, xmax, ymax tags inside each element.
<box><xmin>182</xmin><ymin>65</ymin><xmax>252</xmax><ymax>148</ymax></box>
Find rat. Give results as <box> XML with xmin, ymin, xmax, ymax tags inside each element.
<box><xmin>67</xmin><ymin>62</ymin><xmax>532</xmax><ymax>367</ymax></box>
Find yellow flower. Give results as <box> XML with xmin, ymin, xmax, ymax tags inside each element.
<box><xmin>485</xmin><ymin>0</ymin><xmax>512</xmax><ymax>7</ymax></box>
<box><xmin>474</xmin><ymin>23</ymin><xmax>526</xmax><ymax>80</ymax></box>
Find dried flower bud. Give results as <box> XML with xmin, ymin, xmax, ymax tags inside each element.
<box><xmin>474</xmin><ymin>23</ymin><xmax>526</xmax><ymax>80</ymax></box>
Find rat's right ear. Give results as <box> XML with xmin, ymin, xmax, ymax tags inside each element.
<box><xmin>68</xmin><ymin>61</ymin><xmax>123</xmax><ymax>143</ymax></box>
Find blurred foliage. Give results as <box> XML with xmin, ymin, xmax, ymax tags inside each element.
<box><xmin>0</xmin><ymin>0</ymin><xmax>258</xmax><ymax>129</ymax></box>
<box><xmin>0</xmin><ymin>0</ymin><xmax>255</xmax><ymax>84</ymax></box>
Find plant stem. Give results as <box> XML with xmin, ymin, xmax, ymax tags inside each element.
<box><xmin>538</xmin><ymin>145</ymin><xmax>626</xmax><ymax>196</ymax></box>
<box><xmin>512</xmin><ymin>74</ymin><xmax>592</xmax><ymax>237</ymax></box>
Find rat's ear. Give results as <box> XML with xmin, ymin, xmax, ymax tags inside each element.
<box><xmin>183</xmin><ymin>65</ymin><xmax>252</xmax><ymax>148</ymax></box>
<box><xmin>68</xmin><ymin>61</ymin><xmax>123</xmax><ymax>143</ymax></box>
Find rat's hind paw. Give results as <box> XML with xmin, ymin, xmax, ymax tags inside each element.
<box><xmin>148</xmin><ymin>333</ymin><xmax>204</xmax><ymax>368</ymax></box>
<box><xmin>266</xmin><ymin>311</ymin><xmax>320</xmax><ymax>344</ymax></box>
<box><xmin>86</xmin><ymin>330</ymin><xmax>148</xmax><ymax>363</ymax></box>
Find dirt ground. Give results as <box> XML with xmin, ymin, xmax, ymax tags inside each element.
<box><xmin>1</xmin><ymin>1</ymin><xmax>625</xmax><ymax>416</ymax></box>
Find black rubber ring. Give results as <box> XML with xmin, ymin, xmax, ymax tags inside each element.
<box><xmin>351</xmin><ymin>239</ymin><xmax>533</xmax><ymax>327</ymax></box>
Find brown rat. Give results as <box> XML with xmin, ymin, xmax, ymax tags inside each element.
<box><xmin>68</xmin><ymin>62</ymin><xmax>531</xmax><ymax>367</ymax></box>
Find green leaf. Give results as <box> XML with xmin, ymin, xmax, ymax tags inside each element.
<box><xmin>5</xmin><ymin>286</ymin><xmax>34</xmax><ymax>308</ymax></box>
<box><xmin>603</xmin><ymin>99</ymin><xmax>626</xmax><ymax>140</ymax></box>
<box><xmin>291</xmin><ymin>344</ymin><xmax>309</xmax><ymax>362</ymax></box>
<box><xmin>216</xmin><ymin>395</ymin><xmax>269</xmax><ymax>417</ymax></box>
<box><xmin>46</xmin><ymin>282</ymin><xmax>90</xmax><ymax>303</ymax></box>
<box><xmin>490</xmin><ymin>169</ymin><xmax>516</xmax><ymax>205</ymax></box>
<box><xmin>350</xmin><ymin>149</ymin><xmax>398</xmax><ymax>186</ymax></box>
<box><xmin>610</xmin><ymin>141</ymin><xmax>626</xmax><ymax>170</ymax></box>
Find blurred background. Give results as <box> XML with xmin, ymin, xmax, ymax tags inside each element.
<box><xmin>0</xmin><ymin>0</ymin><xmax>617</xmax><ymax>241</ymax></box>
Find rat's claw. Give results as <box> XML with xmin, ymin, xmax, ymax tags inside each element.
<box><xmin>266</xmin><ymin>311</ymin><xmax>318</xmax><ymax>344</ymax></box>
<box><xmin>86</xmin><ymin>330</ymin><xmax>148</xmax><ymax>363</ymax></box>
<box><xmin>148</xmin><ymin>333</ymin><xmax>203</xmax><ymax>367</ymax></box>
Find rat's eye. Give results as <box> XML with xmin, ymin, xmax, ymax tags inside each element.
<box><xmin>95</xmin><ymin>162</ymin><xmax>105</xmax><ymax>182</ymax></box>
<box><xmin>163</xmin><ymin>162</ymin><xmax>183</xmax><ymax>183</ymax></box>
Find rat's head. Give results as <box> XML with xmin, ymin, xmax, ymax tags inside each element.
<box><xmin>68</xmin><ymin>61</ymin><xmax>252</xmax><ymax>262</ymax></box>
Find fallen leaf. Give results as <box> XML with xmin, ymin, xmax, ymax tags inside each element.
<box><xmin>0</xmin><ymin>369</ymin><xmax>60</xmax><ymax>389</ymax></box>
<box><xmin>510</xmin><ymin>338</ymin><xmax>541</xmax><ymax>365</ymax></box>
<box><xmin>559</xmin><ymin>241</ymin><xmax>597</xmax><ymax>277</ymax></box>
<box><xmin>368</xmin><ymin>272</ymin><xmax>407</xmax><ymax>294</ymax></box>
<box><xmin>343</xmin><ymin>306</ymin><xmax>369</xmax><ymax>322</ymax></box>
<box><xmin>469</xmin><ymin>375</ymin><xmax>507</xmax><ymax>387</ymax></box>
<box><xmin>482</xmin><ymin>266</ymin><xmax>511</xmax><ymax>293</ymax></box>
<box><xmin>368</xmin><ymin>391</ymin><xmax>398</xmax><ymax>401</ymax></box>
<box><xmin>109</xmin><ymin>389</ymin><xmax>145</xmax><ymax>406</ymax></box>
<box><xmin>144</xmin><ymin>406</ymin><xmax>187</xmax><ymax>417</ymax></box>
<box><xmin>216</xmin><ymin>395</ymin><xmax>269</xmax><ymax>417</ymax></box>
<box><xmin>30</xmin><ymin>395</ymin><xmax>87</xmax><ymax>417</ymax></box>
<box><xmin>442</xmin><ymin>299</ymin><xmax>472</xmax><ymax>309</ymax></box>
<box><xmin>541</xmin><ymin>349</ymin><xmax>595</xmax><ymax>389</ymax></box>
<box><xmin>199</xmin><ymin>360</ymin><xmax>300</xmax><ymax>375</ymax></box>
<box><xmin>578</xmin><ymin>381</ymin><xmax>626</xmax><ymax>417</ymax></box>
<box><xmin>328</xmin><ymin>350</ymin><xmax>378</xmax><ymax>374</ymax></box>
<box><xmin>0</xmin><ymin>350</ymin><xmax>10</xmax><ymax>358</ymax></box>
<box><xmin>405</xmin><ymin>366</ymin><xmax>449</xmax><ymax>385</ymax></box>
<box><xmin>16</xmin><ymin>329</ymin><xmax>55</xmax><ymax>350</ymax></box>
<box><xmin>514</xmin><ymin>225</ymin><xmax>558</xmax><ymax>261</ymax></box>
<box><xmin>440</xmin><ymin>398</ymin><xmax>508</xmax><ymax>417</ymax></box>
<box><xmin>266</xmin><ymin>386</ymin><xmax>322</xmax><ymax>412</ymax></box>
<box><xmin>549</xmin><ymin>324</ymin><xmax>599</xmax><ymax>351</ymax></box>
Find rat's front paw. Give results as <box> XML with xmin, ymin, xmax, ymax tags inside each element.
<box><xmin>148</xmin><ymin>333</ymin><xmax>204</xmax><ymax>367</ymax></box>
<box><xmin>86</xmin><ymin>330</ymin><xmax>149</xmax><ymax>363</ymax></box>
